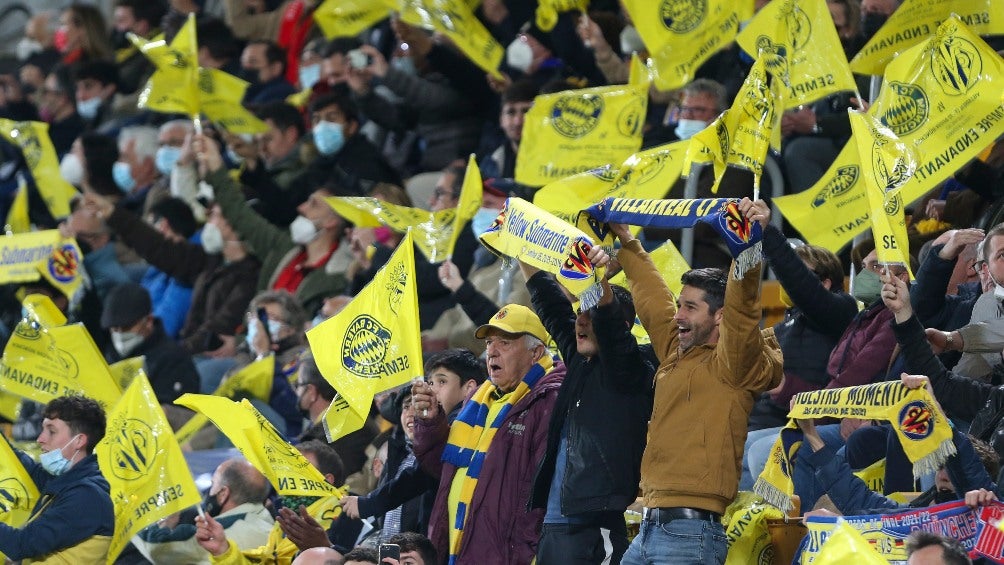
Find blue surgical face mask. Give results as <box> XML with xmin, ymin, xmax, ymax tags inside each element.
<box><xmin>391</xmin><ymin>56</ymin><xmax>417</xmax><ymax>75</ymax></box>
<box><xmin>155</xmin><ymin>146</ymin><xmax>182</xmax><ymax>176</ymax></box>
<box><xmin>674</xmin><ymin>118</ymin><xmax>708</xmax><ymax>140</ymax></box>
<box><xmin>112</xmin><ymin>161</ymin><xmax>136</xmax><ymax>193</ymax></box>
<box><xmin>312</xmin><ymin>121</ymin><xmax>345</xmax><ymax>156</ymax></box>
<box><xmin>76</xmin><ymin>96</ymin><xmax>102</xmax><ymax>120</ymax></box>
<box><xmin>246</xmin><ymin>318</ymin><xmax>284</xmax><ymax>348</ymax></box>
<box><xmin>40</xmin><ymin>434</ymin><xmax>82</xmax><ymax>476</ymax></box>
<box><xmin>298</xmin><ymin>63</ymin><xmax>321</xmax><ymax>89</ymax></box>
<box><xmin>472</xmin><ymin>207</ymin><xmax>500</xmax><ymax>237</ymax></box>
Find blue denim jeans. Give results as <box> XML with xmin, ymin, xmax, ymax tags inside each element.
<box><xmin>620</xmin><ymin>519</ymin><xmax>727</xmax><ymax>565</ymax></box>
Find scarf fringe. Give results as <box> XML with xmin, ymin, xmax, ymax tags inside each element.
<box><xmin>912</xmin><ymin>438</ymin><xmax>958</xmax><ymax>479</ymax></box>
<box><xmin>733</xmin><ymin>241</ymin><xmax>763</xmax><ymax>280</ymax></box>
<box><xmin>753</xmin><ymin>477</ymin><xmax>794</xmax><ymax>513</ymax></box>
<box><xmin>577</xmin><ymin>281</ymin><xmax>603</xmax><ymax>311</ymax></box>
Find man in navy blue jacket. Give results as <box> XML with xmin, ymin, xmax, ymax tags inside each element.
<box><xmin>0</xmin><ymin>395</ymin><xmax>114</xmax><ymax>561</ymax></box>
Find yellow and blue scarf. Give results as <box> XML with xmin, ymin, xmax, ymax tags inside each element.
<box><xmin>442</xmin><ymin>355</ymin><xmax>554</xmax><ymax>563</ymax></box>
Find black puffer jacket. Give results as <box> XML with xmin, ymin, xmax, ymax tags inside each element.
<box><xmin>526</xmin><ymin>272</ymin><xmax>655</xmax><ymax>516</ymax></box>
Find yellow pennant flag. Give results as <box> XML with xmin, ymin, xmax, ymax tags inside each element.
<box><xmin>811</xmin><ymin>521</ymin><xmax>888</xmax><ymax>565</ymax></box>
<box><xmin>776</xmin><ymin>16</ymin><xmax>1004</xmax><ymax>251</ymax></box>
<box><xmin>314</xmin><ymin>0</ymin><xmax>394</xmax><ymax>38</ymax></box>
<box><xmin>4</xmin><ymin>182</ymin><xmax>29</xmax><ymax>234</ymax></box>
<box><xmin>723</xmin><ymin>493</ymin><xmax>784</xmax><ymax>565</ymax></box>
<box><xmin>131</xmin><ymin>15</ymin><xmax>199</xmax><ymax>116</ymax></box>
<box><xmin>850</xmin><ymin>111</ymin><xmax>917</xmax><ymax>278</ymax></box>
<box><xmin>0</xmin><ymin>231</ymin><xmax>84</xmax><ymax>299</ymax></box>
<box><xmin>515</xmin><ymin>83</ymin><xmax>648</xmax><ymax>186</ymax></box>
<box><xmin>609</xmin><ymin>239</ymin><xmax>689</xmax><ymax>345</ymax></box>
<box><xmin>535</xmin><ymin>0</ymin><xmax>589</xmax><ymax>32</ymax></box>
<box><xmin>737</xmin><ymin>0</ymin><xmax>857</xmax><ymax>108</ymax></box>
<box><xmin>0</xmin><ymin>435</ymin><xmax>39</xmax><ymax>531</ymax></box>
<box><xmin>326</xmin><ymin>197</ymin><xmax>456</xmax><ymax>263</ymax></box>
<box><xmin>533</xmin><ymin>165</ymin><xmax>618</xmax><ymax>225</ymax></box>
<box><xmin>108</xmin><ymin>356</ymin><xmax>145</xmax><ymax>391</ymax></box>
<box><xmin>447</xmin><ymin>155</ymin><xmax>483</xmax><ymax>259</ymax></box>
<box><xmin>173</xmin><ymin>355</ymin><xmax>275</xmax><ymax>445</ymax></box>
<box><xmin>850</xmin><ymin>0</ymin><xmax>1004</xmax><ymax>76</ymax></box>
<box><xmin>0</xmin><ymin>120</ymin><xmax>77</xmax><ymax>220</ymax></box>
<box><xmin>175</xmin><ymin>394</ymin><xmax>341</xmax><ymax>497</ymax></box>
<box><xmin>196</xmin><ymin>69</ymin><xmax>269</xmax><ymax>134</ymax></box>
<box><xmin>306</xmin><ymin>232</ymin><xmax>423</xmax><ymax>442</ymax></box>
<box><xmin>399</xmin><ymin>0</ymin><xmax>504</xmax><ymax>79</ymax></box>
<box><xmin>621</xmin><ymin>0</ymin><xmax>753</xmax><ymax>91</ymax></box>
<box><xmin>96</xmin><ymin>375</ymin><xmax>201</xmax><ymax>564</ymax></box>
<box><xmin>685</xmin><ymin>57</ymin><xmax>782</xmax><ymax>193</ymax></box>
<box><xmin>627</xmin><ymin>53</ymin><xmax>653</xmax><ymax>88</ymax></box>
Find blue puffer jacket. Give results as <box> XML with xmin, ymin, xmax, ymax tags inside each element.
<box><xmin>0</xmin><ymin>451</ymin><xmax>114</xmax><ymax>561</ymax></box>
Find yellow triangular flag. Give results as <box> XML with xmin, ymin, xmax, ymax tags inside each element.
<box><xmin>4</xmin><ymin>181</ymin><xmax>29</xmax><ymax>234</ymax></box>
<box><xmin>173</xmin><ymin>355</ymin><xmax>274</xmax><ymax>446</ymax></box>
<box><xmin>314</xmin><ymin>0</ymin><xmax>394</xmax><ymax>38</ymax></box>
<box><xmin>325</xmin><ymin>197</ymin><xmax>456</xmax><ymax>263</ymax></box>
<box><xmin>0</xmin><ymin>435</ymin><xmax>39</xmax><ymax>530</ymax></box>
<box><xmin>0</xmin><ymin>120</ymin><xmax>77</xmax><ymax>219</ymax></box>
<box><xmin>446</xmin><ymin>155</ymin><xmax>483</xmax><ymax>259</ymax></box>
<box><xmin>97</xmin><ymin>374</ymin><xmax>202</xmax><ymax>564</ymax></box>
<box><xmin>399</xmin><ymin>0</ymin><xmax>505</xmax><ymax>79</ymax></box>
<box><xmin>306</xmin><ymin>231</ymin><xmax>422</xmax><ymax>442</ymax></box>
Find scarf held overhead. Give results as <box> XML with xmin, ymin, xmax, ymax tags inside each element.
<box><xmin>755</xmin><ymin>381</ymin><xmax>955</xmax><ymax>512</ymax></box>
<box><xmin>479</xmin><ymin>197</ymin><xmax>604</xmax><ymax>310</ymax></box>
<box><xmin>580</xmin><ymin>197</ymin><xmax>763</xmax><ymax>279</ymax></box>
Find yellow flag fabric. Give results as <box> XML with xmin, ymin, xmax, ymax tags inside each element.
<box><xmin>96</xmin><ymin>375</ymin><xmax>201</xmax><ymax>564</ymax></box>
<box><xmin>627</xmin><ymin>53</ymin><xmax>653</xmax><ymax>88</ymax></box>
<box><xmin>399</xmin><ymin>0</ymin><xmax>504</xmax><ymax>79</ymax></box>
<box><xmin>516</xmin><ymin>84</ymin><xmax>647</xmax><ymax>186</ymax></box>
<box><xmin>685</xmin><ymin>57</ymin><xmax>782</xmax><ymax>193</ymax></box>
<box><xmin>325</xmin><ymin>197</ymin><xmax>456</xmax><ymax>263</ymax></box>
<box><xmin>314</xmin><ymin>0</ymin><xmax>393</xmax><ymax>38</ymax></box>
<box><xmin>21</xmin><ymin>293</ymin><xmax>68</xmax><ymax>327</ymax></box>
<box><xmin>447</xmin><ymin>155</ymin><xmax>483</xmax><ymax>259</ymax></box>
<box><xmin>173</xmin><ymin>355</ymin><xmax>274</xmax><ymax>445</ymax></box>
<box><xmin>0</xmin><ymin>393</ymin><xmax>19</xmax><ymax>422</ymax></box>
<box><xmin>850</xmin><ymin>111</ymin><xmax>916</xmax><ymax>278</ymax></box>
<box><xmin>108</xmin><ymin>356</ymin><xmax>146</xmax><ymax>391</ymax></box>
<box><xmin>811</xmin><ymin>521</ymin><xmax>888</xmax><ymax>565</ymax></box>
<box><xmin>0</xmin><ymin>120</ymin><xmax>78</xmax><ymax>220</ymax></box>
<box><xmin>480</xmin><ymin>197</ymin><xmax>606</xmax><ymax>310</ymax></box>
<box><xmin>131</xmin><ymin>16</ymin><xmax>199</xmax><ymax>116</ymax></box>
<box><xmin>0</xmin><ymin>231</ymin><xmax>83</xmax><ymax>299</ymax></box>
<box><xmin>0</xmin><ymin>435</ymin><xmax>39</xmax><ymax>530</ymax></box>
<box><xmin>306</xmin><ymin>232</ymin><xmax>423</xmax><ymax>442</ymax></box>
<box><xmin>621</xmin><ymin>0</ymin><xmax>753</xmax><ymax>91</ymax></box>
<box><xmin>850</xmin><ymin>0</ymin><xmax>1004</xmax><ymax>75</ymax></box>
<box><xmin>535</xmin><ymin>0</ymin><xmax>589</xmax><ymax>32</ymax></box>
<box><xmin>534</xmin><ymin>141</ymin><xmax>688</xmax><ymax>231</ymax></box>
<box><xmin>853</xmin><ymin>458</ymin><xmax>886</xmax><ymax>494</ymax></box>
<box><xmin>176</xmin><ymin>394</ymin><xmax>342</xmax><ymax>497</ymax></box>
<box><xmin>196</xmin><ymin>69</ymin><xmax>269</xmax><ymax>134</ymax></box>
<box><xmin>609</xmin><ymin>239</ymin><xmax>689</xmax><ymax>345</ymax></box>
<box><xmin>775</xmin><ymin>17</ymin><xmax>1004</xmax><ymax>251</ymax></box>
<box><xmin>4</xmin><ymin>182</ymin><xmax>29</xmax><ymax>234</ymax></box>
<box><xmin>737</xmin><ymin>0</ymin><xmax>857</xmax><ymax>108</ymax></box>
<box><xmin>723</xmin><ymin>493</ymin><xmax>785</xmax><ymax>565</ymax></box>
<box><xmin>0</xmin><ymin>321</ymin><xmax>121</xmax><ymax>410</ymax></box>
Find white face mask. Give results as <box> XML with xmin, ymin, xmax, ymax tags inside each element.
<box><xmin>674</xmin><ymin>118</ymin><xmax>708</xmax><ymax>140</ymax></box>
<box><xmin>201</xmin><ymin>222</ymin><xmax>224</xmax><ymax>254</ymax></box>
<box><xmin>619</xmin><ymin>25</ymin><xmax>645</xmax><ymax>55</ymax></box>
<box><xmin>506</xmin><ymin>39</ymin><xmax>534</xmax><ymax>73</ymax></box>
<box><xmin>111</xmin><ymin>330</ymin><xmax>144</xmax><ymax>356</ymax></box>
<box><xmin>59</xmin><ymin>153</ymin><xmax>85</xmax><ymax>186</ymax></box>
<box><xmin>289</xmin><ymin>215</ymin><xmax>320</xmax><ymax>245</ymax></box>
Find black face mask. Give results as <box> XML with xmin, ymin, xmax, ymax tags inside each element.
<box><xmin>111</xmin><ymin>30</ymin><xmax>130</xmax><ymax>51</ymax></box>
<box><xmin>933</xmin><ymin>489</ymin><xmax>957</xmax><ymax>504</ymax></box>
<box><xmin>203</xmin><ymin>490</ymin><xmax>224</xmax><ymax>517</ymax></box>
<box><xmin>239</xmin><ymin>67</ymin><xmax>260</xmax><ymax>85</ymax></box>
<box><xmin>861</xmin><ymin>13</ymin><xmax>888</xmax><ymax>40</ymax></box>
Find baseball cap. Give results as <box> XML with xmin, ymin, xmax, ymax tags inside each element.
<box><xmin>475</xmin><ymin>304</ymin><xmax>550</xmax><ymax>344</ymax></box>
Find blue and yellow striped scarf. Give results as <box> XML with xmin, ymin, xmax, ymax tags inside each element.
<box><xmin>442</xmin><ymin>355</ymin><xmax>553</xmax><ymax>563</ymax></box>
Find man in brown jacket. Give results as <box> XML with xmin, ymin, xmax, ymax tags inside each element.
<box><xmin>609</xmin><ymin>198</ymin><xmax>783</xmax><ymax>565</ymax></box>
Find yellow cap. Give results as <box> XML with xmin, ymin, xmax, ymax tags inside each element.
<box><xmin>475</xmin><ymin>304</ymin><xmax>551</xmax><ymax>344</ymax></box>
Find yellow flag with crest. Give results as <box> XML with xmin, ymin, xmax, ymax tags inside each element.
<box><xmin>175</xmin><ymin>394</ymin><xmax>342</xmax><ymax>497</ymax></box>
<box><xmin>621</xmin><ymin>0</ymin><xmax>753</xmax><ymax>91</ymax></box>
<box><xmin>306</xmin><ymin>232</ymin><xmax>422</xmax><ymax>442</ymax></box>
<box><xmin>399</xmin><ymin>0</ymin><xmax>505</xmax><ymax>79</ymax></box>
<box><xmin>516</xmin><ymin>83</ymin><xmax>647</xmax><ymax>186</ymax></box>
<box><xmin>326</xmin><ymin>198</ymin><xmax>456</xmax><ymax>263</ymax></box>
<box><xmin>850</xmin><ymin>0</ymin><xmax>1004</xmax><ymax>75</ymax></box>
<box><xmin>314</xmin><ymin>0</ymin><xmax>394</xmax><ymax>38</ymax></box>
<box><xmin>0</xmin><ymin>435</ymin><xmax>39</xmax><ymax>531</ymax></box>
<box><xmin>96</xmin><ymin>374</ymin><xmax>201</xmax><ymax>564</ymax></box>
<box><xmin>737</xmin><ymin>0</ymin><xmax>858</xmax><ymax>108</ymax></box>
<box><xmin>173</xmin><ymin>355</ymin><xmax>274</xmax><ymax>445</ymax></box>
<box><xmin>850</xmin><ymin>111</ymin><xmax>917</xmax><ymax>278</ymax></box>
<box><xmin>0</xmin><ymin>120</ymin><xmax>77</xmax><ymax>220</ymax></box>
<box><xmin>775</xmin><ymin>16</ymin><xmax>1004</xmax><ymax>251</ymax></box>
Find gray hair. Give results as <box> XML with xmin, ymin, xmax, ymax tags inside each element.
<box><xmin>250</xmin><ymin>290</ymin><xmax>308</xmax><ymax>331</ymax></box>
<box><xmin>159</xmin><ymin>119</ymin><xmax>195</xmax><ymax>138</ymax></box>
<box><xmin>118</xmin><ymin>125</ymin><xmax>159</xmax><ymax>160</ymax></box>
<box><xmin>682</xmin><ymin>79</ymin><xmax>728</xmax><ymax>113</ymax></box>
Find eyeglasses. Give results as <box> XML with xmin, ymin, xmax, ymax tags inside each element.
<box><xmin>431</xmin><ymin>188</ymin><xmax>457</xmax><ymax>201</ymax></box>
<box><xmin>679</xmin><ymin>105</ymin><xmax>717</xmax><ymax>118</ymax></box>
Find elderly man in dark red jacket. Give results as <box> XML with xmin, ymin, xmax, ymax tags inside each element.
<box><xmin>411</xmin><ymin>304</ymin><xmax>565</xmax><ymax>565</ymax></box>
